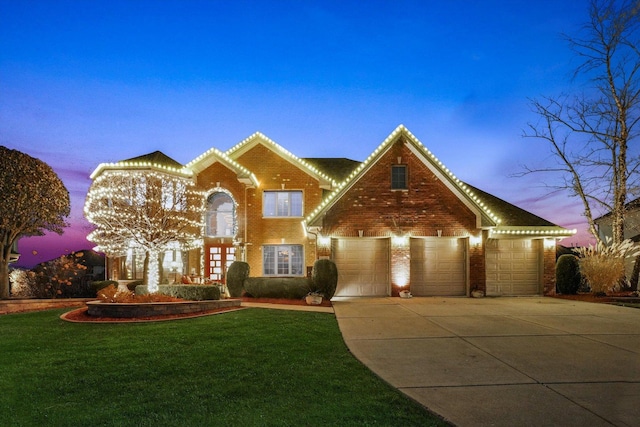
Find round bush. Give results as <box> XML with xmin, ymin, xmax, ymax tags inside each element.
<box><xmin>556</xmin><ymin>254</ymin><xmax>581</xmax><ymax>294</ymax></box>
<box><xmin>312</xmin><ymin>259</ymin><xmax>338</xmax><ymax>299</ymax></box>
<box><xmin>227</xmin><ymin>261</ymin><xmax>250</xmax><ymax>297</ymax></box>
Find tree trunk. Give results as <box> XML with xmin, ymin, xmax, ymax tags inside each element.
<box><xmin>0</xmin><ymin>244</ymin><xmax>13</xmax><ymax>299</ymax></box>
<box><xmin>630</xmin><ymin>255</ymin><xmax>640</xmax><ymax>292</ymax></box>
<box><xmin>0</xmin><ymin>251</ymin><xmax>9</xmax><ymax>299</ymax></box>
<box><xmin>147</xmin><ymin>249</ymin><xmax>160</xmax><ymax>293</ymax></box>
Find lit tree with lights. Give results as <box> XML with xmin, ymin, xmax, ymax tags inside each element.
<box><xmin>0</xmin><ymin>146</ymin><xmax>70</xmax><ymax>299</ymax></box>
<box><xmin>84</xmin><ymin>159</ymin><xmax>203</xmax><ymax>293</ymax></box>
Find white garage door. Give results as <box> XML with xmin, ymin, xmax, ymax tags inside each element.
<box><xmin>410</xmin><ymin>238</ymin><xmax>466</xmax><ymax>296</ymax></box>
<box><xmin>486</xmin><ymin>239</ymin><xmax>540</xmax><ymax>296</ymax></box>
<box><xmin>332</xmin><ymin>238</ymin><xmax>390</xmax><ymax>297</ymax></box>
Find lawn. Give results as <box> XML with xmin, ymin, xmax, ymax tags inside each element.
<box><xmin>0</xmin><ymin>307</ymin><xmax>447</xmax><ymax>426</ymax></box>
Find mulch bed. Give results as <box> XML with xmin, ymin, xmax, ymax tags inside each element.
<box><xmin>59</xmin><ymin>296</ymin><xmax>332</xmax><ymax>323</ymax></box>
<box><xmin>61</xmin><ymin>305</ymin><xmax>247</xmax><ymax>323</ymax></box>
<box><xmin>551</xmin><ymin>291</ymin><xmax>640</xmax><ymax>304</ymax></box>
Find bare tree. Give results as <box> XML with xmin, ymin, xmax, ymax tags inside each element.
<box><xmin>84</xmin><ymin>168</ymin><xmax>203</xmax><ymax>293</ymax></box>
<box><xmin>524</xmin><ymin>0</ymin><xmax>640</xmax><ymax>245</ymax></box>
<box><xmin>0</xmin><ymin>147</ymin><xmax>70</xmax><ymax>299</ymax></box>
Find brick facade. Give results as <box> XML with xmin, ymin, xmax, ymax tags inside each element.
<box><xmin>102</xmin><ymin>127</ymin><xmax>569</xmax><ymax>296</ymax></box>
<box><xmin>320</xmin><ymin>139</ymin><xmax>478</xmax><ymax>238</ymax></box>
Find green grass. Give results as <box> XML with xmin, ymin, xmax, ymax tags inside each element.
<box><xmin>0</xmin><ymin>308</ymin><xmax>447</xmax><ymax>426</ymax></box>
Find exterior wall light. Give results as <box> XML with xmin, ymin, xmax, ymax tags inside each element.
<box><xmin>317</xmin><ymin>235</ymin><xmax>331</xmax><ymax>247</ymax></box>
<box><xmin>543</xmin><ymin>238</ymin><xmax>556</xmax><ymax>249</ymax></box>
<box><xmin>392</xmin><ymin>235</ymin><xmax>408</xmax><ymax>247</ymax></box>
<box><xmin>469</xmin><ymin>234</ymin><xmax>482</xmax><ymax>247</ymax></box>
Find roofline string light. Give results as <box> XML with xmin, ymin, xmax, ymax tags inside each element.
<box><xmin>185</xmin><ymin>147</ymin><xmax>259</xmax><ymax>187</ymax></box>
<box><xmin>224</xmin><ymin>132</ymin><xmax>337</xmax><ymax>186</ymax></box>
<box><xmin>90</xmin><ymin>161</ymin><xmax>193</xmax><ymax>180</ymax></box>
<box><xmin>304</xmin><ymin>125</ymin><xmax>504</xmax><ymax>226</ymax></box>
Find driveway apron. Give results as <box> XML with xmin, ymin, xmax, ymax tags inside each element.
<box><xmin>333</xmin><ymin>296</ymin><xmax>640</xmax><ymax>427</ymax></box>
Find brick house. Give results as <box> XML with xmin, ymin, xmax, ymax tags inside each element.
<box><xmin>93</xmin><ymin>125</ymin><xmax>574</xmax><ymax>296</ymax></box>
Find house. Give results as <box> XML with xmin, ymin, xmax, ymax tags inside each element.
<box><xmin>594</xmin><ymin>198</ymin><xmax>640</xmax><ymax>243</ymax></box>
<box><xmin>90</xmin><ymin>125</ymin><xmax>575</xmax><ymax>297</ymax></box>
<box><xmin>594</xmin><ymin>198</ymin><xmax>640</xmax><ymax>287</ymax></box>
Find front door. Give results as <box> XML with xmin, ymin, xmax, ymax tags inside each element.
<box><xmin>206</xmin><ymin>244</ymin><xmax>236</xmax><ymax>283</ymax></box>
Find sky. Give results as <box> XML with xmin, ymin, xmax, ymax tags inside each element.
<box><xmin>1</xmin><ymin>0</ymin><xmax>596</xmax><ymax>268</ymax></box>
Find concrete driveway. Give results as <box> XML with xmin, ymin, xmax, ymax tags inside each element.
<box><xmin>332</xmin><ymin>296</ymin><xmax>640</xmax><ymax>427</ymax></box>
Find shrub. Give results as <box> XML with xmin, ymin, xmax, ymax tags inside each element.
<box><xmin>574</xmin><ymin>239</ymin><xmax>640</xmax><ymax>294</ymax></box>
<box><xmin>311</xmin><ymin>259</ymin><xmax>338</xmax><ymax>299</ymax></box>
<box><xmin>135</xmin><ymin>285</ymin><xmax>220</xmax><ymax>301</ymax></box>
<box><xmin>98</xmin><ymin>285</ymin><xmax>183</xmax><ymax>303</ymax></box>
<box><xmin>31</xmin><ymin>256</ymin><xmax>88</xmax><ymax>298</ymax></box>
<box><xmin>125</xmin><ymin>280</ymin><xmax>143</xmax><ymax>292</ymax></box>
<box><xmin>556</xmin><ymin>254</ymin><xmax>581</xmax><ymax>295</ymax></box>
<box><xmin>89</xmin><ymin>280</ymin><xmax>119</xmax><ymax>296</ymax></box>
<box><xmin>227</xmin><ymin>261</ymin><xmax>250</xmax><ymax>297</ymax></box>
<box><xmin>244</xmin><ymin>277</ymin><xmax>310</xmax><ymax>299</ymax></box>
<box><xmin>9</xmin><ymin>269</ymin><xmax>37</xmax><ymax>297</ymax></box>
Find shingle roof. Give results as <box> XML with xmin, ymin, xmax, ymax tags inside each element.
<box><xmin>301</xmin><ymin>158</ymin><xmax>361</xmax><ymax>183</ymax></box>
<box><xmin>122</xmin><ymin>151</ymin><xmax>183</xmax><ymax>169</ymax></box>
<box><xmin>463</xmin><ymin>184</ymin><xmax>556</xmax><ymax>227</ymax></box>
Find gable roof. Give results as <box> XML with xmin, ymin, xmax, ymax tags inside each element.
<box><xmin>305</xmin><ymin>125</ymin><xmax>500</xmax><ymax>229</ymax></box>
<box><xmin>185</xmin><ymin>147</ymin><xmax>259</xmax><ymax>187</ymax></box>
<box><xmin>90</xmin><ymin>150</ymin><xmax>192</xmax><ymax>180</ymax></box>
<box><xmin>304</xmin><ymin>125</ymin><xmax>576</xmax><ymax>237</ymax></box>
<box><xmin>593</xmin><ymin>197</ymin><xmax>640</xmax><ymax>223</ymax></box>
<box><xmin>225</xmin><ymin>132</ymin><xmax>338</xmax><ymax>189</ymax></box>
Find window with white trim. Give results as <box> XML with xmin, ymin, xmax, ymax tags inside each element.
<box><xmin>263</xmin><ymin>245</ymin><xmax>304</xmax><ymax>276</ymax></box>
<box><xmin>263</xmin><ymin>191</ymin><xmax>303</xmax><ymax>217</ymax></box>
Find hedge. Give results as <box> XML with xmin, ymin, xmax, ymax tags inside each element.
<box><xmin>244</xmin><ymin>277</ymin><xmax>311</xmax><ymax>299</ymax></box>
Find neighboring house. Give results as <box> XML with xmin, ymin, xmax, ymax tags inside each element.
<box><xmin>594</xmin><ymin>198</ymin><xmax>640</xmax><ymax>243</ymax></box>
<box><xmin>9</xmin><ymin>241</ymin><xmax>20</xmax><ymax>264</ymax></box>
<box><xmin>89</xmin><ymin>125</ymin><xmax>575</xmax><ymax>297</ymax></box>
<box><xmin>594</xmin><ymin>198</ymin><xmax>640</xmax><ymax>285</ymax></box>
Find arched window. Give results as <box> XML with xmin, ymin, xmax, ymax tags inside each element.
<box><xmin>206</xmin><ymin>192</ymin><xmax>236</xmax><ymax>237</ymax></box>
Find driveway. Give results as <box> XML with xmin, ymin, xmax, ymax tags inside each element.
<box><xmin>332</xmin><ymin>296</ymin><xmax>640</xmax><ymax>427</ymax></box>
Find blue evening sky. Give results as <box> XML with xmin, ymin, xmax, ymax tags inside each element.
<box><xmin>1</xmin><ymin>0</ymin><xmax>592</xmax><ymax>267</ymax></box>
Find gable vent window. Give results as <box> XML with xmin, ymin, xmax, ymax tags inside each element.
<box><xmin>391</xmin><ymin>165</ymin><xmax>408</xmax><ymax>190</ymax></box>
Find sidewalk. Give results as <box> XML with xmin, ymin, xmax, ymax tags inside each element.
<box><xmin>333</xmin><ymin>296</ymin><xmax>640</xmax><ymax>427</ymax></box>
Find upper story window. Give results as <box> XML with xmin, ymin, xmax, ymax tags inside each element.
<box><xmin>263</xmin><ymin>191</ymin><xmax>303</xmax><ymax>217</ymax></box>
<box><xmin>391</xmin><ymin>165</ymin><xmax>407</xmax><ymax>190</ymax></box>
<box><xmin>206</xmin><ymin>192</ymin><xmax>236</xmax><ymax>237</ymax></box>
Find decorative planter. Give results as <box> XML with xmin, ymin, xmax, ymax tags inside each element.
<box><xmin>399</xmin><ymin>290</ymin><xmax>412</xmax><ymax>299</ymax></box>
<box><xmin>86</xmin><ymin>299</ymin><xmax>241</xmax><ymax>318</ymax></box>
<box><xmin>305</xmin><ymin>295</ymin><xmax>323</xmax><ymax>305</ymax></box>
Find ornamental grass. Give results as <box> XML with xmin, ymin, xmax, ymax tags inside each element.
<box><xmin>574</xmin><ymin>239</ymin><xmax>640</xmax><ymax>294</ymax></box>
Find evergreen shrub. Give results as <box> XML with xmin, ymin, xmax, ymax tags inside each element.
<box><xmin>311</xmin><ymin>259</ymin><xmax>338</xmax><ymax>299</ymax></box>
<box><xmin>556</xmin><ymin>254</ymin><xmax>581</xmax><ymax>294</ymax></box>
<box><xmin>227</xmin><ymin>261</ymin><xmax>250</xmax><ymax>297</ymax></box>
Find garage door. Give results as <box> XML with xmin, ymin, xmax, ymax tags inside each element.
<box><xmin>486</xmin><ymin>239</ymin><xmax>540</xmax><ymax>296</ymax></box>
<box><xmin>332</xmin><ymin>238</ymin><xmax>390</xmax><ymax>297</ymax></box>
<box><xmin>410</xmin><ymin>238</ymin><xmax>466</xmax><ymax>296</ymax></box>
